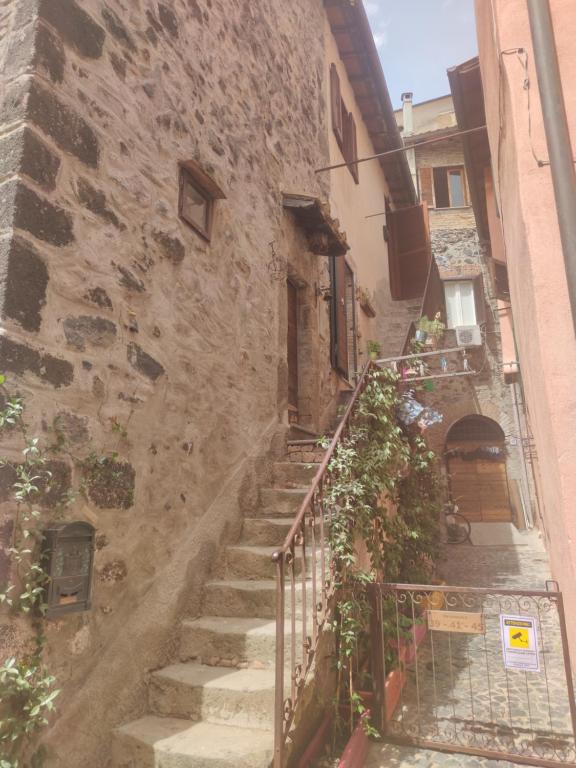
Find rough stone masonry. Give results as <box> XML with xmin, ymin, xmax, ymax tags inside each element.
<box><xmin>0</xmin><ymin>0</ymin><xmax>337</xmax><ymax>765</ymax></box>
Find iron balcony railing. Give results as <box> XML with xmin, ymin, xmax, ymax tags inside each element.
<box><xmin>271</xmin><ymin>360</ymin><xmax>373</xmax><ymax>768</ymax></box>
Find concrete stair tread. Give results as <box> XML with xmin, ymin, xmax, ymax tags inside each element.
<box><xmin>206</xmin><ymin>578</ymin><xmax>276</xmax><ymax>591</ymax></box>
<box><xmin>182</xmin><ymin>615</ymin><xmax>303</xmax><ymax>636</ymax></box>
<box><xmin>114</xmin><ymin>716</ymin><xmax>273</xmax><ymax>765</ymax></box>
<box><xmin>153</xmin><ymin>661</ymin><xmax>276</xmax><ymax>691</ymax></box>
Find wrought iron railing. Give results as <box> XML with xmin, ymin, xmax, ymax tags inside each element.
<box><xmin>271</xmin><ymin>360</ymin><xmax>373</xmax><ymax>768</ymax></box>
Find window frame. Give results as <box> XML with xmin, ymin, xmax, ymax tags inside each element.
<box><xmin>178</xmin><ymin>160</ymin><xmax>226</xmax><ymax>241</ymax></box>
<box><xmin>442</xmin><ymin>275</ymin><xmax>486</xmax><ymax>328</ymax></box>
<box><xmin>432</xmin><ymin>165</ymin><xmax>469</xmax><ymax>209</ymax></box>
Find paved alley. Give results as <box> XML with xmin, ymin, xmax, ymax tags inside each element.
<box><xmin>367</xmin><ymin>529</ymin><xmax>575</xmax><ymax>768</ymax></box>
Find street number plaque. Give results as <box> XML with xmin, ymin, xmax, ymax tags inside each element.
<box><xmin>427</xmin><ymin>609</ymin><xmax>485</xmax><ymax>634</ymax></box>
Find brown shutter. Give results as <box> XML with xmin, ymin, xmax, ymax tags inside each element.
<box><xmin>329</xmin><ymin>256</ymin><xmax>349</xmax><ymax>376</ymax></box>
<box><xmin>419</xmin><ymin>167</ymin><xmax>434</xmax><ymax>207</ymax></box>
<box><xmin>387</xmin><ymin>203</ymin><xmax>432</xmax><ymax>300</ymax></box>
<box><xmin>330</xmin><ymin>64</ymin><xmax>343</xmax><ymax>146</ymax></box>
<box><xmin>473</xmin><ymin>274</ymin><xmax>487</xmax><ymax>325</ymax></box>
<box><xmin>348</xmin><ymin>112</ymin><xmax>359</xmax><ymax>184</ymax></box>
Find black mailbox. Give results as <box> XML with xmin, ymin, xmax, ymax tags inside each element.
<box><xmin>42</xmin><ymin>522</ymin><xmax>95</xmax><ymax>618</ymax></box>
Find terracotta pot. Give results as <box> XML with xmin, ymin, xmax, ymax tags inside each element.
<box><xmin>297</xmin><ymin>713</ymin><xmax>332</xmax><ymax>768</ymax></box>
<box><xmin>337</xmin><ymin>711</ymin><xmax>371</xmax><ymax>768</ymax></box>
<box><xmin>384</xmin><ymin>667</ymin><xmax>406</xmax><ymax>721</ymax></box>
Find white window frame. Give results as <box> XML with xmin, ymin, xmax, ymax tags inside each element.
<box><xmin>444</xmin><ymin>280</ymin><xmax>477</xmax><ymax>328</ymax></box>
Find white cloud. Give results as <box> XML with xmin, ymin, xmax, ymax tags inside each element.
<box><xmin>365</xmin><ymin>4</ymin><xmax>392</xmax><ymax>51</ymax></box>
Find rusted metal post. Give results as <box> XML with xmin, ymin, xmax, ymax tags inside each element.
<box><xmin>273</xmin><ymin>551</ymin><xmax>285</xmax><ymax>768</ymax></box>
<box><xmin>556</xmin><ymin>591</ymin><xmax>576</xmax><ymax>744</ymax></box>
<box><xmin>369</xmin><ymin>583</ymin><xmax>386</xmax><ymax>734</ymax></box>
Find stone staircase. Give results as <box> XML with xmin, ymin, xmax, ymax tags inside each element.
<box><xmin>112</xmin><ymin>452</ymin><xmax>323</xmax><ymax>768</ymax></box>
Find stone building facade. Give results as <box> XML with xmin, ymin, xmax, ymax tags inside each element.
<box><xmin>394</xmin><ymin>94</ymin><xmax>532</xmax><ymax>529</ymax></box>
<box><xmin>0</xmin><ymin>1</ymin><xmax>417</xmax><ymax>765</ymax></box>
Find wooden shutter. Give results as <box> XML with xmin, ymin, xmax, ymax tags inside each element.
<box><xmin>419</xmin><ymin>167</ymin><xmax>434</xmax><ymax>207</ymax></box>
<box><xmin>473</xmin><ymin>274</ymin><xmax>487</xmax><ymax>325</ymax></box>
<box><xmin>329</xmin><ymin>256</ymin><xmax>349</xmax><ymax>376</ymax></box>
<box><xmin>387</xmin><ymin>203</ymin><xmax>432</xmax><ymax>300</ymax></box>
<box><xmin>348</xmin><ymin>112</ymin><xmax>359</xmax><ymax>184</ymax></box>
<box><xmin>330</xmin><ymin>64</ymin><xmax>343</xmax><ymax>146</ymax></box>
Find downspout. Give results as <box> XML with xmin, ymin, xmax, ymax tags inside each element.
<box><xmin>527</xmin><ymin>0</ymin><xmax>576</xmax><ymax>334</ymax></box>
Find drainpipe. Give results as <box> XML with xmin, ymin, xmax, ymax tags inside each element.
<box><xmin>527</xmin><ymin>0</ymin><xmax>576</xmax><ymax>334</ymax></box>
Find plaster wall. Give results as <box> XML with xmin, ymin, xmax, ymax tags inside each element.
<box><xmin>0</xmin><ymin>0</ymin><xmax>338</xmax><ymax>765</ymax></box>
<box><xmin>394</xmin><ymin>95</ymin><xmax>456</xmax><ymax>135</ymax></box>
<box><xmin>475</xmin><ymin>0</ymin><xmax>576</xmax><ymax>651</ymax></box>
<box><xmin>326</xmin><ymin>24</ymin><xmax>420</xmax><ymax>361</ymax></box>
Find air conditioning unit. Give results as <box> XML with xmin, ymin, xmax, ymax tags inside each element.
<box><xmin>455</xmin><ymin>325</ymin><xmax>482</xmax><ymax>347</ymax></box>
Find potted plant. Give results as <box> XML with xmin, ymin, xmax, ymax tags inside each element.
<box><xmin>367</xmin><ymin>340</ymin><xmax>381</xmax><ymax>361</ymax></box>
<box><xmin>417</xmin><ymin>313</ymin><xmax>445</xmax><ymax>349</ymax></box>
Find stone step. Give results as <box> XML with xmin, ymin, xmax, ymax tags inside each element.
<box><xmin>241</xmin><ymin>517</ymin><xmax>327</xmax><ymax>547</ymax></box>
<box><xmin>223</xmin><ymin>545</ymin><xmax>302</xmax><ymax>580</ymax></box>
<box><xmin>149</xmin><ymin>662</ymin><xmax>276</xmax><ymax>729</ymax></box>
<box><xmin>287</xmin><ymin>440</ymin><xmax>326</xmax><ymax>464</ymax></box>
<box><xmin>258</xmin><ymin>488</ymin><xmax>308</xmax><ymax>517</ymax></box>
<box><xmin>203</xmin><ymin>578</ymin><xmax>320</xmax><ymax>620</ymax></box>
<box><xmin>203</xmin><ymin>579</ymin><xmax>277</xmax><ymax>619</ymax></box>
<box><xmin>112</xmin><ymin>716</ymin><xmax>273</xmax><ymax>768</ymax></box>
<box><xmin>273</xmin><ymin>461</ymin><xmax>317</xmax><ymax>488</ymax></box>
<box><xmin>241</xmin><ymin>517</ymin><xmax>294</xmax><ymax>546</ymax></box>
<box><xmin>180</xmin><ymin>615</ymin><xmax>302</xmax><ymax>665</ymax></box>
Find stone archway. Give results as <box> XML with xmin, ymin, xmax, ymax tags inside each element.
<box><xmin>445</xmin><ymin>415</ymin><xmax>512</xmax><ymax>523</ymax></box>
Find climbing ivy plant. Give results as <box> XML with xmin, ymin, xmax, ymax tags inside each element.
<box><xmin>0</xmin><ymin>375</ymin><xmax>63</xmax><ymax>767</ymax></box>
<box><xmin>0</xmin><ymin>375</ymin><xmax>122</xmax><ymax>767</ymax></box>
<box><xmin>324</xmin><ymin>366</ymin><xmax>443</xmax><ymax>739</ymax></box>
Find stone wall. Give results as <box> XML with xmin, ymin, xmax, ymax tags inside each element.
<box><xmin>422</xmin><ymin>227</ymin><xmax>525</xmax><ymax>522</ymax></box>
<box><xmin>0</xmin><ymin>1</ymin><xmax>336</xmax><ymax>765</ymax></box>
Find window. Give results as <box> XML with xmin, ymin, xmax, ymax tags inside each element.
<box><xmin>178</xmin><ymin>159</ymin><xmax>226</xmax><ymax>240</ymax></box>
<box><xmin>433</xmin><ymin>166</ymin><xmax>467</xmax><ymax>208</ymax></box>
<box><xmin>330</xmin><ymin>63</ymin><xmax>359</xmax><ymax>184</ymax></box>
<box><xmin>443</xmin><ymin>277</ymin><xmax>486</xmax><ymax>328</ymax></box>
<box><xmin>419</xmin><ymin>166</ymin><xmax>468</xmax><ymax>208</ymax></box>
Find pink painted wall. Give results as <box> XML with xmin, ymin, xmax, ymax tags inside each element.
<box><xmin>475</xmin><ymin>0</ymin><xmax>576</xmax><ymax>653</ymax></box>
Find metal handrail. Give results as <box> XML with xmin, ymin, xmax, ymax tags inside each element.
<box><xmin>271</xmin><ymin>359</ymin><xmax>374</xmax><ymax>768</ymax></box>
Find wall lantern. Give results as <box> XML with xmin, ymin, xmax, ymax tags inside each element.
<box><xmin>42</xmin><ymin>521</ymin><xmax>95</xmax><ymax>618</ymax></box>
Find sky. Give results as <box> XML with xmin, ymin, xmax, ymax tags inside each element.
<box><xmin>365</xmin><ymin>0</ymin><xmax>478</xmax><ymax>109</ymax></box>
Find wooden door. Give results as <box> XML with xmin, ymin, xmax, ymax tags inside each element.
<box><xmin>287</xmin><ymin>281</ymin><xmax>299</xmax><ymax>413</ymax></box>
<box><xmin>448</xmin><ymin>457</ymin><xmax>512</xmax><ymax>522</ymax></box>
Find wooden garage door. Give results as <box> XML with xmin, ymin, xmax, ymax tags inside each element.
<box><xmin>448</xmin><ymin>457</ymin><xmax>512</xmax><ymax>522</ymax></box>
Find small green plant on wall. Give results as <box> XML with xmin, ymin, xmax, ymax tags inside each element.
<box><xmin>0</xmin><ymin>374</ymin><xmax>60</xmax><ymax>767</ymax></box>
<box><xmin>367</xmin><ymin>340</ymin><xmax>381</xmax><ymax>360</ymax></box>
<box><xmin>0</xmin><ymin>375</ymin><xmax>124</xmax><ymax>767</ymax></box>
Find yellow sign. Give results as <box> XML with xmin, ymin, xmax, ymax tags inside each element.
<box><xmin>427</xmin><ymin>610</ymin><xmax>485</xmax><ymax>634</ymax></box>
<box><xmin>500</xmin><ymin>614</ymin><xmax>540</xmax><ymax>672</ymax></box>
<box><xmin>509</xmin><ymin>627</ymin><xmax>530</xmax><ymax>648</ymax></box>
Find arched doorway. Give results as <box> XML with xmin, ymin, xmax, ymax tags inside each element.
<box><xmin>445</xmin><ymin>415</ymin><xmax>512</xmax><ymax>523</ymax></box>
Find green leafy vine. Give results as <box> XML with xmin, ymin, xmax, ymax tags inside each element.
<box><xmin>324</xmin><ymin>366</ymin><xmax>443</xmax><ymax>742</ymax></box>
<box><xmin>0</xmin><ymin>375</ymin><xmax>62</xmax><ymax>767</ymax></box>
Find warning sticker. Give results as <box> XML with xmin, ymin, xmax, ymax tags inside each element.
<box><xmin>500</xmin><ymin>614</ymin><xmax>540</xmax><ymax>672</ymax></box>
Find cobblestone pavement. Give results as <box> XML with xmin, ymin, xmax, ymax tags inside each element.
<box><xmin>366</xmin><ymin>530</ymin><xmax>576</xmax><ymax>768</ymax></box>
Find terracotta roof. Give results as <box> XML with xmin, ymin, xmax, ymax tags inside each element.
<box><xmin>325</xmin><ymin>0</ymin><xmax>416</xmax><ymax>208</ymax></box>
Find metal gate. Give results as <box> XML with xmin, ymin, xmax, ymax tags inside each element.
<box><xmin>369</xmin><ymin>583</ymin><xmax>576</xmax><ymax>767</ymax></box>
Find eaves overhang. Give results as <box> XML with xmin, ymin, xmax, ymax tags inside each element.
<box><xmin>325</xmin><ymin>0</ymin><xmax>417</xmax><ymax>208</ymax></box>
<box><xmin>283</xmin><ymin>193</ymin><xmax>349</xmax><ymax>256</ymax></box>
<box><xmin>448</xmin><ymin>56</ymin><xmax>491</xmax><ymax>240</ymax></box>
